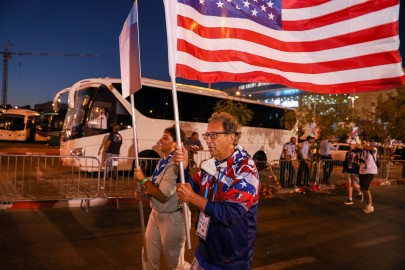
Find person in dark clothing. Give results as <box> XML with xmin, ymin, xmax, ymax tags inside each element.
<box><xmin>103</xmin><ymin>124</ymin><xmax>122</xmax><ymax>179</ymax></box>
<box><xmin>319</xmin><ymin>136</ymin><xmax>339</xmax><ymax>184</ymax></box>
<box><xmin>280</xmin><ymin>137</ymin><xmax>297</xmax><ymax>188</ymax></box>
<box><xmin>401</xmin><ymin>146</ymin><xmax>405</xmax><ymax>178</ymax></box>
<box><xmin>297</xmin><ymin>136</ymin><xmax>314</xmax><ymax>187</ymax></box>
<box><xmin>342</xmin><ymin>140</ymin><xmax>363</xmax><ymax>205</ymax></box>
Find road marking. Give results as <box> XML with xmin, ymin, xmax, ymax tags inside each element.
<box><xmin>354</xmin><ymin>235</ymin><xmax>399</xmax><ymax>248</ymax></box>
<box><xmin>253</xmin><ymin>256</ymin><xmax>316</xmax><ymax>270</ymax></box>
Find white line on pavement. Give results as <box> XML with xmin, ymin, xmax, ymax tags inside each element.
<box><xmin>354</xmin><ymin>235</ymin><xmax>399</xmax><ymax>248</ymax></box>
<box><xmin>252</xmin><ymin>256</ymin><xmax>316</xmax><ymax>270</ymax></box>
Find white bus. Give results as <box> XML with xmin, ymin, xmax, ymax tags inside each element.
<box><xmin>55</xmin><ymin>77</ymin><xmax>296</xmax><ymax>171</ymax></box>
<box><xmin>0</xmin><ymin>108</ymin><xmax>47</xmax><ymax>142</ymax></box>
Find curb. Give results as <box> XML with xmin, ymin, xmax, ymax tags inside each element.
<box><xmin>2</xmin><ymin>180</ymin><xmax>404</xmax><ymax>210</ymax></box>
<box><xmin>0</xmin><ymin>152</ymin><xmax>59</xmax><ymax>155</ymax></box>
<box><xmin>0</xmin><ymin>198</ymin><xmax>131</xmax><ymax>210</ymax></box>
<box><xmin>260</xmin><ymin>178</ymin><xmax>405</xmax><ymax>198</ymax></box>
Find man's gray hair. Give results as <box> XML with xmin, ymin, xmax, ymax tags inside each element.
<box><xmin>209</xmin><ymin>112</ymin><xmax>241</xmax><ymax>146</ymax></box>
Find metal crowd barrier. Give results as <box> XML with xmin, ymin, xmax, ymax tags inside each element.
<box><xmin>0</xmin><ymin>155</ymin><xmax>100</xmax><ymax>204</ymax></box>
<box><xmin>100</xmin><ymin>157</ymin><xmax>159</xmax><ymax>209</ymax></box>
<box><xmin>267</xmin><ymin>159</ymin><xmax>405</xmax><ymax>189</ymax></box>
<box><xmin>1</xmin><ymin>153</ymin><xmax>404</xmax><ymax>206</ymax></box>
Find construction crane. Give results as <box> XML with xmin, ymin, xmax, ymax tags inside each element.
<box><xmin>1</xmin><ymin>44</ymin><xmax>99</xmax><ymax>108</ymax></box>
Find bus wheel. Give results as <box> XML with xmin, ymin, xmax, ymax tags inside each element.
<box><xmin>253</xmin><ymin>151</ymin><xmax>268</xmax><ymax>171</ymax></box>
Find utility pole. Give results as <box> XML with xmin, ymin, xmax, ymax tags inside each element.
<box><xmin>1</xmin><ymin>52</ymin><xmax>11</xmax><ymax>107</ymax></box>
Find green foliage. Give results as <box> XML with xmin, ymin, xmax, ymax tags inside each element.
<box><xmin>374</xmin><ymin>85</ymin><xmax>405</xmax><ymax>141</ymax></box>
<box><xmin>295</xmin><ymin>94</ymin><xmax>353</xmax><ymax>141</ymax></box>
<box><xmin>284</xmin><ymin>110</ymin><xmax>298</xmax><ymax>132</ymax></box>
<box><xmin>214</xmin><ymin>99</ymin><xmax>253</xmax><ymax>126</ymax></box>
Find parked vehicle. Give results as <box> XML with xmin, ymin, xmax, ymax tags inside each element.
<box><xmin>0</xmin><ymin>108</ymin><xmax>44</xmax><ymax>142</ymax></box>
<box><xmin>55</xmin><ymin>77</ymin><xmax>297</xmax><ymax>172</ymax></box>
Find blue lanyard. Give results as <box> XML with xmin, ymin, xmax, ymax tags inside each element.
<box><xmin>151</xmin><ymin>151</ymin><xmax>174</xmax><ymax>184</ymax></box>
<box><xmin>203</xmin><ymin>168</ymin><xmax>227</xmax><ymax>200</ymax></box>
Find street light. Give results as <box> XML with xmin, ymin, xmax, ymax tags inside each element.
<box><xmin>348</xmin><ymin>95</ymin><xmax>359</xmax><ymax>122</ymax></box>
<box><xmin>348</xmin><ymin>95</ymin><xmax>358</xmax><ymax>108</ymax></box>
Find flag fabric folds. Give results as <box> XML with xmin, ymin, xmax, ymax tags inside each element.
<box><xmin>163</xmin><ymin>0</ymin><xmax>404</xmax><ymax>94</ymax></box>
<box><xmin>119</xmin><ymin>1</ymin><xmax>142</xmax><ymax>98</ymax></box>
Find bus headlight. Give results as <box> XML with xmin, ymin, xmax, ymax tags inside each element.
<box><xmin>69</xmin><ymin>148</ymin><xmax>84</xmax><ymax>156</ymax></box>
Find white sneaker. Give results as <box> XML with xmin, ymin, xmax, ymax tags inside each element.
<box><xmin>363</xmin><ymin>205</ymin><xmax>374</xmax><ymax>214</ymax></box>
<box><xmin>344</xmin><ymin>199</ymin><xmax>353</xmax><ymax>205</ymax></box>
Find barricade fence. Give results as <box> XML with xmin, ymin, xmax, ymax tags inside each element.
<box><xmin>258</xmin><ymin>159</ymin><xmax>405</xmax><ymax>190</ymax></box>
<box><xmin>1</xmin><ymin>154</ymin><xmax>404</xmax><ymax>205</ymax></box>
<box><xmin>100</xmin><ymin>157</ymin><xmax>159</xmax><ymax>201</ymax></box>
<box><xmin>0</xmin><ymin>155</ymin><xmax>100</xmax><ymax>202</ymax></box>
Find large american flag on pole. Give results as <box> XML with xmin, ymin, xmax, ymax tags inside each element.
<box><xmin>163</xmin><ymin>0</ymin><xmax>404</xmax><ymax>94</ymax></box>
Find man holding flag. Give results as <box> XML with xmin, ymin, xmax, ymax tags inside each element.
<box><xmin>162</xmin><ymin>0</ymin><xmax>403</xmax><ymax>268</ymax></box>
<box><xmin>174</xmin><ymin>112</ymin><xmax>260</xmax><ymax>269</ymax></box>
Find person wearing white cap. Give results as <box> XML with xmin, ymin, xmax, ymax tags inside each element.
<box><xmin>359</xmin><ymin>139</ymin><xmax>378</xmax><ymax>214</ymax></box>
<box><xmin>342</xmin><ymin>140</ymin><xmax>363</xmax><ymax>205</ymax></box>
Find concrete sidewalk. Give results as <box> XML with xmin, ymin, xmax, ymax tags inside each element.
<box><xmin>0</xmin><ymin>142</ymin><xmax>60</xmax><ymax>155</ymax></box>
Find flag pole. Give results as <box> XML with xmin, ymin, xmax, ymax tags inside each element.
<box><xmin>170</xmin><ymin>76</ymin><xmax>192</xmax><ymax>249</ymax></box>
<box><xmin>130</xmin><ymin>94</ymin><xmax>148</xmax><ymax>259</ymax></box>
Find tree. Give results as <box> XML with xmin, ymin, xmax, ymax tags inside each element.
<box><xmin>355</xmin><ymin>100</ymin><xmax>387</xmax><ymax>143</ymax></box>
<box><xmin>293</xmin><ymin>94</ymin><xmax>354</xmax><ymax>141</ymax></box>
<box><xmin>374</xmin><ymin>85</ymin><xmax>405</xmax><ymax>142</ymax></box>
<box><xmin>214</xmin><ymin>99</ymin><xmax>253</xmax><ymax>126</ymax></box>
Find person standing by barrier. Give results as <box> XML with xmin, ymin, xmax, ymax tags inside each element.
<box><xmin>320</xmin><ymin>136</ymin><xmax>339</xmax><ymax>184</ymax></box>
<box><xmin>134</xmin><ymin>125</ymin><xmax>190</xmax><ymax>270</ymax></box>
<box><xmin>103</xmin><ymin>124</ymin><xmax>122</xmax><ymax>179</ymax></box>
<box><xmin>401</xmin><ymin>146</ymin><xmax>405</xmax><ymax>178</ymax></box>
<box><xmin>174</xmin><ymin>112</ymin><xmax>260</xmax><ymax>270</ymax></box>
<box><xmin>359</xmin><ymin>139</ymin><xmax>378</xmax><ymax>214</ymax></box>
<box><xmin>280</xmin><ymin>137</ymin><xmax>297</xmax><ymax>188</ymax></box>
<box><xmin>185</xmin><ymin>132</ymin><xmax>204</xmax><ymax>173</ymax></box>
<box><xmin>297</xmin><ymin>136</ymin><xmax>314</xmax><ymax>187</ymax></box>
<box><xmin>343</xmin><ymin>140</ymin><xmax>363</xmax><ymax>205</ymax></box>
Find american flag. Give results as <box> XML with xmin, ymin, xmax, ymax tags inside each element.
<box><xmin>163</xmin><ymin>0</ymin><xmax>404</xmax><ymax>94</ymax></box>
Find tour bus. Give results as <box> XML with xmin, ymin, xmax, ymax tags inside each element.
<box><xmin>36</xmin><ymin>109</ymin><xmax>67</xmax><ymax>146</ymax></box>
<box><xmin>55</xmin><ymin>77</ymin><xmax>296</xmax><ymax>172</ymax></box>
<box><xmin>0</xmin><ymin>108</ymin><xmax>44</xmax><ymax>142</ymax></box>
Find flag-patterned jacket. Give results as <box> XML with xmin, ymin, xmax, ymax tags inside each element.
<box><xmin>185</xmin><ymin>145</ymin><xmax>260</xmax><ymax>269</ymax></box>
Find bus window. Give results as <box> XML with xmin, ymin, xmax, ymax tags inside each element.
<box><xmin>113</xmin><ymin>101</ymin><xmax>132</xmax><ymax>129</ymax></box>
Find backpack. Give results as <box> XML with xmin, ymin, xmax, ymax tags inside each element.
<box><xmin>370</xmin><ymin>151</ymin><xmax>380</xmax><ymax>168</ymax></box>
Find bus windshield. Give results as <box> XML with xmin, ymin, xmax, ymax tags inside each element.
<box><xmin>61</xmin><ymin>84</ymin><xmax>132</xmax><ymax>142</ymax></box>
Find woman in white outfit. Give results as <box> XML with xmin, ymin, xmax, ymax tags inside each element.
<box><xmin>134</xmin><ymin>125</ymin><xmax>190</xmax><ymax>270</ymax></box>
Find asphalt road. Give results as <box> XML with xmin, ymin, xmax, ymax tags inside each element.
<box><xmin>1</xmin><ymin>185</ymin><xmax>404</xmax><ymax>270</ymax></box>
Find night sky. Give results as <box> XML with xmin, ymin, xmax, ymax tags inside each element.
<box><xmin>0</xmin><ymin>0</ymin><xmax>404</xmax><ymax>107</ymax></box>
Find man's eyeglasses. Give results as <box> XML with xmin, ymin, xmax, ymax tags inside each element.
<box><xmin>202</xmin><ymin>132</ymin><xmax>230</xmax><ymax>140</ymax></box>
